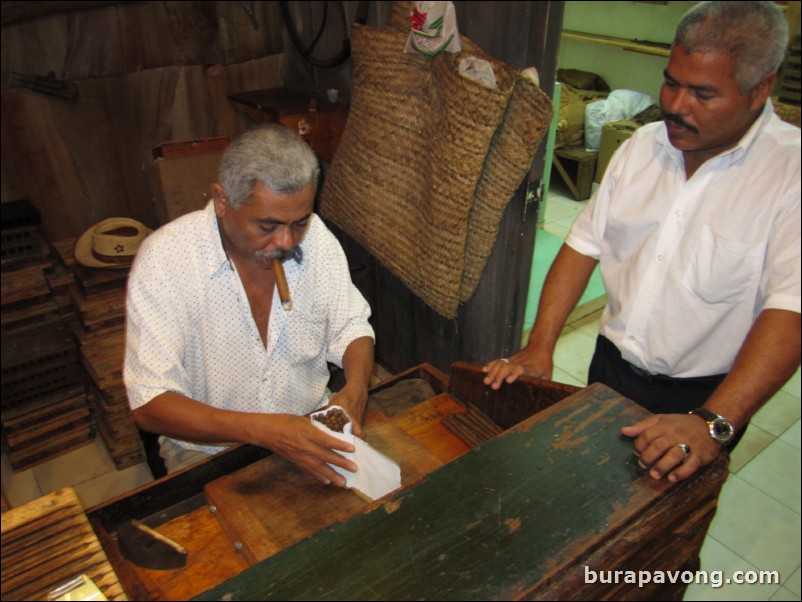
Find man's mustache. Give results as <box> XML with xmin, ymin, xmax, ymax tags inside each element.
<box><xmin>663</xmin><ymin>112</ymin><xmax>699</xmax><ymax>134</ymax></box>
<box><xmin>256</xmin><ymin>247</ymin><xmax>296</xmax><ymax>261</ymax></box>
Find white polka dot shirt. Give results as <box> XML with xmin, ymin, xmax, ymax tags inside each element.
<box><xmin>124</xmin><ymin>202</ymin><xmax>374</xmax><ymax>453</ymax></box>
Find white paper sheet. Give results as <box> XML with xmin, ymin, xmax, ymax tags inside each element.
<box><xmin>310</xmin><ymin>406</ymin><xmax>402</xmax><ymax>501</ymax></box>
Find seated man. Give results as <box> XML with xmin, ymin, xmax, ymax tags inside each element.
<box><xmin>124</xmin><ymin>124</ymin><xmax>375</xmax><ymax>482</ymax></box>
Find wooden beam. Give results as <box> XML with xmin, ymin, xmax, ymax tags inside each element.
<box><xmin>0</xmin><ymin>1</ymin><xmax>136</xmax><ymax>27</ymax></box>
<box><xmin>562</xmin><ymin>29</ymin><xmax>671</xmax><ymax>57</ymax></box>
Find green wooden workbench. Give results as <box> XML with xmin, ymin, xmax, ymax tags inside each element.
<box><xmin>195</xmin><ymin>364</ymin><xmax>727</xmax><ymax>601</ymax></box>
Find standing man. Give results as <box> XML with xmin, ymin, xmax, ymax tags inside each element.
<box><xmin>484</xmin><ymin>1</ymin><xmax>800</xmax><ymax>482</ymax></box>
<box><xmin>124</xmin><ymin>125</ymin><xmax>375</xmax><ymax>483</ymax></box>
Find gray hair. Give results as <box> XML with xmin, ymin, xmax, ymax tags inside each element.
<box><xmin>218</xmin><ymin>124</ymin><xmax>320</xmax><ymax>208</ymax></box>
<box><xmin>674</xmin><ymin>1</ymin><xmax>788</xmax><ymax>93</ymax></box>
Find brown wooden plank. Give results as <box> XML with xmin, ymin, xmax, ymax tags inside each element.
<box><xmin>3</xmin><ymin>407</ymin><xmax>90</xmax><ymax>446</ymax></box>
<box><xmin>1</xmin><ymin>389</ymin><xmax>87</xmax><ymax>424</ymax></box>
<box><xmin>389</xmin><ymin>393</ymin><xmax>473</xmax><ymax>463</ymax></box>
<box><xmin>0</xmin><ymin>297</ymin><xmax>61</xmax><ymax>330</ymax></box>
<box><xmin>204</xmin><ymin>406</ymin><xmax>447</xmax><ymax>566</ymax></box>
<box><xmin>0</xmin><ymin>359</ymin><xmax>86</xmax><ymax>409</ymax></box>
<box><xmin>0</xmin><ymin>263</ymin><xmax>51</xmax><ymax>307</ymax></box>
<box><xmin>4</xmin><ymin>424</ymin><xmax>94</xmax><ymax>471</ymax></box>
<box><xmin>441</xmin><ymin>402</ymin><xmax>503</xmax><ymax>447</ymax></box>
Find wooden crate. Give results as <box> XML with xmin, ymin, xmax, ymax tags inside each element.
<box><xmin>1</xmin><ymin>388</ymin><xmax>89</xmax><ymax>447</ymax></box>
<box><xmin>0</xmin><ymin>298</ymin><xmax>62</xmax><ymax>332</ymax></box>
<box><xmin>92</xmin><ymin>408</ymin><xmax>146</xmax><ymax>471</ymax></box>
<box><xmin>1</xmin><ymin>200</ymin><xmax>48</xmax><ymax>272</ymax></box>
<box><xmin>0</xmin><ymin>487</ymin><xmax>127</xmax><ymax>601</ymax></box>
<box><xmin>228</xmin><ymin>87</ymin><xmax>347</xmax><ymax>164</ymax></box>
<box><xmin>0</xmin><ymin>236</ymin><xmax>98</xmax><ymax>470</ymax></box>
<box><xmin>553</xmin><ymin>145</ymin><xmax>598</xmax><ymax>200</ymax></box>
<box><xmin>0</xmin><ymin>261</ymin><xmax>53</xmax><ymax>308</ymax></box>
<box><xmin>0</xmin><ymin>386</ymin><xmax>92</xmax><ymax>472</ymax></box>
<box><xmin>2</xmin><ymin>417</ymin><xmax>93</xmax><ymax>471</ymax></box>
<box><xmin>81</xmin><ymin>326</ymin><xmax>145</xmax><ymax>470</ymax></box>
<box><xmin>44</xmin><ymin>247</ymin><xmax>77</xmax><ymax>306</ymax></box>
<box><xmin>49</xmin><ymin>238</ymin><xmax>78</xmax><ymax>268</ymax></box>
<box><xmin>51</xmin><ymin>237</ymin><xmax>131</xmax><ymax>296</ymax></box>
<box><xmin>148</xmin><ymin>138</ymin><xmax>229</xmax><ymax>225</ymax></box>
<box><xmin>0</xmin><ymin>226</ymin><xmax>49</xmax><ymax>270</ymax></box>
<box><xmin>70</xmin><ymin>284</ymin><xmax>126</xmax><ymax>331</ymax></box>
<box><xmin>0</xmin><ymin>321</ymin><xmax>84</xmax><ymax>408</ymax></box>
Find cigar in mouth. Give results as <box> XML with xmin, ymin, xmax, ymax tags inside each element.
<box><xmin>272</xmin><ymin>258</ymin><xmax>292</xmax><ymax>311</ymax></box>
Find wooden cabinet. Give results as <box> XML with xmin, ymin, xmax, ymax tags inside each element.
<box><xmin>228</xmin><ymin>87</ymin><xmax>348</xmax><ymax>164</ymax></box>
<box><xmin>74</xmin><ymin>363</ymin><xmax>728</xmax><ymax>601</ymax></box>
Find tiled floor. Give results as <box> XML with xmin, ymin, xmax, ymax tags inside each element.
<box><xmin>1</xmin><ymin>182</ymin><xmax>799</xmax><ymax>601</ymax></box>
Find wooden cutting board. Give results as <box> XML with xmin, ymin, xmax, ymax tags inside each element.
<box><xmin>205</xmin><ymin>398</ymin><xmax>470</xmax><ymax>565</ymax></box>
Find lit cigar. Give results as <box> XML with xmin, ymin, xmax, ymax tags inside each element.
<box><xmin>272</xmin><ymin>258</ymin><xmax>292</xmax><ymax>311</ymax></box>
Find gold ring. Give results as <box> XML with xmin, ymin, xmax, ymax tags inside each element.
<box><xmin>500</xmin><ymin>358</ymin><xmax>509</xmax><ymax>363</ymax></box>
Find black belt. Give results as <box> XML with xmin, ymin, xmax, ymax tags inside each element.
<box><xmin>627</xmin><ymin>363</ymin><xmax>727</xmax><ymax>391</ymax></box>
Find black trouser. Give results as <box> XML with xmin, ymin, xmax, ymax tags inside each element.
<box><xmin>587</xmin><ymin>335</ymin><xmax>746</xmax><ymax>449</ymax></box>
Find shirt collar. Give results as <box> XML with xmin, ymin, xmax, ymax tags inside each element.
<box><xmin>727</xmin><ymin>99</ymin><xmax>774</xmax><ymax>163</ymax></box>
<box><xmin>200</xmin><ymin>201</ymin><xmax>231</xmax><ymax>277</ymax></box>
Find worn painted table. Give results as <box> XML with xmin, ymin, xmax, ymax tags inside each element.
<box><xmin>84</xmin><ymin>363</ymin><xmax>727</xmax><ymax>601</ymax></box>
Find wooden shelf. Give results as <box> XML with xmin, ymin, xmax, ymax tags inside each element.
<box><xmin>562</xmin><ymin>29</ymin><xmax>671</xmax><ymax>57</ymax></box>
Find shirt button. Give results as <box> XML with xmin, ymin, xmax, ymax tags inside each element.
<box><xmin>629</xmin><ymin>335</ymin><xmax>636</xmax><ymax>341</ymax></box>
<box><xmin>675</xmin><ymin>210</ymin><xmax>683</xmax><ymax>217</ymax></box>
<box><xmin>657</xmin><ymin>255</ymin><xmax>665</xmax><ymax>262</ymax></box>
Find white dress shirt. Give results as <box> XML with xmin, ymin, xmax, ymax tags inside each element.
<box><xmin>124</xmin><ymin>202</ymin><xmax>374</xmax><ymax>453</ymax></box>
<box><xmin>567</xmin><ymin>102</ymin><xmax>801</xmax><ymax>377</ymax></box>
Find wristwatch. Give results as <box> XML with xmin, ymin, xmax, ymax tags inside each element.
<box><xmin>689</xmin><ymin>408</ymin><xmax>735</xmax><ymax>444</ymax></box>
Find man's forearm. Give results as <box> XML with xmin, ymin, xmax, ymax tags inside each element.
<box><xmin>704</xmin><ymin>308</ymin><xmax>801</xmax><ymax>431</ymax></box>
<box><xmin>528</xmin><ymin>243</ymin><xmax>599</xmax><ymax>351</ymax></box>
<box><xmin>334</xmin><ymin>336</ymin><xmax>375</xmax><ymax>423</ymax></box>
<box><xmin>131</xmin><ymin>391</ymin><xmax>259</xmax><ymax>445</ymax></box>
<box><xmin>341</xmin><ymin>337</ymin><xmax>374</xmax><ymax>391</ymax></box>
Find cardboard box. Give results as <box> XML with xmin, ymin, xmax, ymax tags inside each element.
<box><xmin>594</xmin><ymin>119</ymin><xmax>639</xmax><ymax>183</ymax></box>
<box><xmin>773</xmin><ymin>99</ymin><xmax>801</xmax><ymax>127</ymax></box>
<box><xmin>148</xmin><ymin>139</ymin><xmax>229</xmax><ymax>225</ymax></box>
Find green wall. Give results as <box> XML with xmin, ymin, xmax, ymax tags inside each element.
<box><xmin>559</xmin><ymin>1</ymin><xmax>697</xmax><ymax>99</ymax></box>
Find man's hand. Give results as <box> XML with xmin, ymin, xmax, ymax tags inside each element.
<box><xmin>328</xmin><ymin>383</ymin><xmax>368</xmax><ymax>439</ymax></box>
<box><xmin>482</xmin><ymin>347</ymin><xmax>553</xmax><ymax>390</ymax></box>
<box><xmin>621</xmin><ymin>413</ymin><xmax>723</xmax><ymax>482</ymax></box>
<box><xmin>257</xmin><ymin>414</ymin><xmax>358</xmax><ymax>487</ymax></box>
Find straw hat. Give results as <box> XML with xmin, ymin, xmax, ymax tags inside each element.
<box><xmin>74</xmin><ymin>217</ymin><xmax>152</xmax><ymax>269</ymax></box>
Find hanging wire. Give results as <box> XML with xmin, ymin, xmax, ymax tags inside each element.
<box><xmin>280</xmin><ymin>1</ymin><xmax>352</xmax><ymax>69</ymax></box>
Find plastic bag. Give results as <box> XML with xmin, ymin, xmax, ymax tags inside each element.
<box><xmin>584</xmin><ymin>89</ymin><xmax>655</xmax><ymax>151</ymax></box>
<box><xmin>405</xmin><ymin>1</ymin><xmax>462</xmax><ymax>56</ymax></box>
<box><xmin>458</xmin><ymin>57</ymin><xmax>497</xmax><ymax>89</ymax></box>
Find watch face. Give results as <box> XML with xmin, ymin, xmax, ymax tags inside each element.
<box><xmin>691</xmin><ymin>409</ymin><xmax>735</xmax><ymax>444</ymax></box>
<box><xmin>711</xmin><ymin>418</ymin><xmax>734</xmax><ymax>442</ymax></box>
